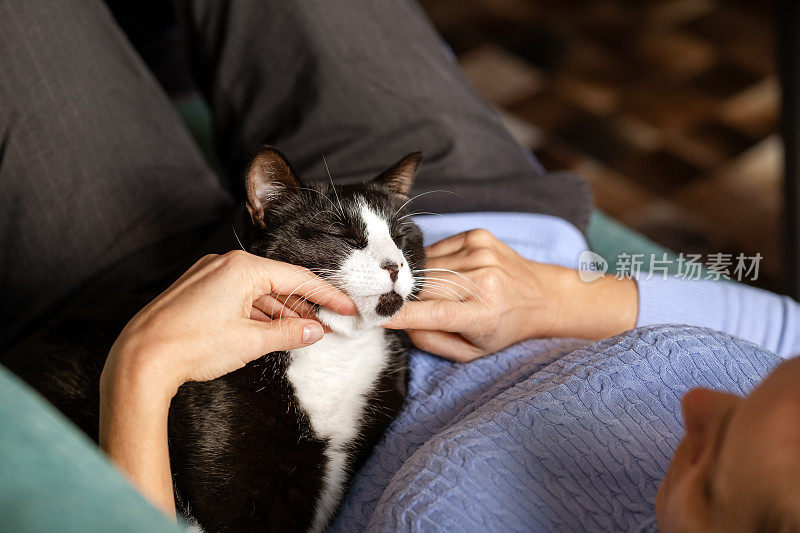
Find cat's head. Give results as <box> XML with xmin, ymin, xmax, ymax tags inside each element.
<box><xmin>242</xmin><ymin>147</ymin><xmax>425</xmax><ymax>335</ymax></box>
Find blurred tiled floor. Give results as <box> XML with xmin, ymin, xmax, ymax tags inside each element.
<box><xmin>420</xmin><ymin>0</ymin><xmax>781</xmax><ymax>289</ymax></box>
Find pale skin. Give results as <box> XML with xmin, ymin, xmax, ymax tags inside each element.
<box><xmin>103</xmin><ymin>230</ymin><xmax>800</xmax><ymax>529</ymax></box>
<box><xmin>384</xmin><ymin>228</ymin><xmax>640</xmax><ymax>361</ymax></box>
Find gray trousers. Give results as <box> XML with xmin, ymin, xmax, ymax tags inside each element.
<box><xmin>0</xmin><ymin>0</ymin><xmax>590</xmax><ymax>349</ymax></box>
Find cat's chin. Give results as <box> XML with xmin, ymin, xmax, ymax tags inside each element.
<box><xmin>316</xmin><ymin>300</ymin><xmax>402</xmax><ymax>336</ymax></box>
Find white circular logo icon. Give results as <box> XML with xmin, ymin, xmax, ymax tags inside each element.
<box><xmin>578</xmin><ymin>251</ymin><xmax>608</xmax><ymax>282</ymax></box>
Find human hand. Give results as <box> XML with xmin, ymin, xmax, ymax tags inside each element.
<box><xmin>101</xmin><ymin>250</ymin><xmax>357</xmax><ymax>397</ymax></box>
<box><xmin>384</xmin><ymin>229</ymin><xmax>638</xmax><ymax>362</ymax></box>
<box><xmin>98</xmin><ymin>251</ymin><xmax>356</xmax><ymax>515</ymax></box>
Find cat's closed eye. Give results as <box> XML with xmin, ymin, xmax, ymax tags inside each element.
<box><xmin>391</xmin><ymin>232</ymin><xmax>406</xmax><ymax>248</ymax></box>
<box><xmin>390</xmin><ymin>222</ymin><xmax>411</xmax><ymax>247</ymax></box>
<box><xmin>319</xmin><ymin>227</ymin><xmax>367</xmax><ymax>248</ymax></box>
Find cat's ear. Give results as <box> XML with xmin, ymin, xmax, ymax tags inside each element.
<box><xmin>373</xmin><ymin>152</ymin><xmax>421</xmax><ymax>201</ymax></box>
<box><xmin>246</xmin><ymin>146</ymin><xmax>300</xmax><ymax>226</ymax></box>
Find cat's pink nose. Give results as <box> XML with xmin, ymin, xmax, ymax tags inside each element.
<box><xmin>381</xmin><ymin>261</ymin><xmax>399</xmax><ymax>282</ymax></box>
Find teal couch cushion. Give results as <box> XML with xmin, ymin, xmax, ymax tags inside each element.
<box><xmin>587</xmin><ymin>210</ymin><xmax>679</xmax><ymax>276</ymax></box>
<box><xmin>0</xmin><ymin>364</ymin><xmax>182</xmax><ymax>533</ymax></box>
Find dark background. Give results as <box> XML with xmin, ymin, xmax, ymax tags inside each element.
<box><xmin>419</xmin><ymin>0</ymin><xmax>779</xmax><ymax>291</ymax></box>
<box><xmin>109</xmin><ymin>0</ymin><xmax>781</xmax><ymax>290</ymax></box>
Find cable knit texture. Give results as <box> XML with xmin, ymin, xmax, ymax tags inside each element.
<box><xmin>330</xmin><ymin>325</ymin><xmax>781</xmax><ymax>532</ymax></box>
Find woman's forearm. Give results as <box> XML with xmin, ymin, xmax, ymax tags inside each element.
<box><xmin>99</xmin><ymin>349</ymin><xmax>177</xmax><ymax>518</ymax></box>
<box><xmin>636</xmin><ymin>276</ymin><xmax>800</xmax><ymax>358</ymax></box>
<box><xmin>94</xmin><ymin>252</ymin><xmax>353</xmax><ymax>518</ymax></box>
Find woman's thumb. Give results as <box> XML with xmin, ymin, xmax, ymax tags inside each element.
<box><xmin>259</xmin><ymin>318</ymin><xmax>325</xmax><ymax>352</ymax></box>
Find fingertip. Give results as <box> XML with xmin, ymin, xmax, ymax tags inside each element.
<box><xmin>381</xmin><ymin>306</ymin><xmax>411</xmax><ymax>329</ymax></box>
<box><xmin>339</xmin><ymin>299</ymin><xmax>358</xmax><ymax>315</ymax></box>
<box><xmin>314</xmin><ymin>290</ymin><xmax>357</xmax><ymax>316</ymax></box>
<box><xmin>302</xmin><ymin>322</ymin><xmax>324</xmax><ymax>344</ymax></box>
<box><xmin>258</xmin><ymin>317</ymin><xmax>326</xmax><ymax>352</ymax></box>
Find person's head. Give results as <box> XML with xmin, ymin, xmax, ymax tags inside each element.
<box><xmin>657</xmin><ymin>356</ymin><xmax>800</xmax><ymax>532</ymax></box>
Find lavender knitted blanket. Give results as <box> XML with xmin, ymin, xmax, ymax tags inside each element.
<box><xmin>331</xmin><ymin>325</ymin><xmax>781</xmax><ymax>532</ymax></box>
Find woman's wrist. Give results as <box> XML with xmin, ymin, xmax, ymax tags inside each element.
<box><xmin>100</xmin><ymin>348</ymin><xmax>174</xmax><ymax>414</ymax></box>
<box><xmin>99</xmin><ymin>340</ymin><xmax>177</xmax><ymax>517</ymax></box>
<box><xmin>101</xmin><ymin>330</ymin><xmax>185</xmax><ymax>406</ymax></box>
<box><xmin>545</xmin><ymin>265</ymin><xmax>639</xmax><ymax>340</ymax></box>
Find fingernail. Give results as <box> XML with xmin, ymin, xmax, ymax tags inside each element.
<box><xmin>303</xmin><ymin>323</ymin><xmax>324</xmax><ymax>343</ymax></box>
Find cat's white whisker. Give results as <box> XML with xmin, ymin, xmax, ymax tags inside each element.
<box><xmin>324</xmin><ymin>221</ymin><xmax>346</xmax><ymax>233</ymax></box>
<box><xmin>232</xmin><ymin>224</ymin><xmax>247</xmax><ymax>252</ymax></box>
<box><xmin>416</xmin><ymin>281</ymin><xmax>464</xmax><ymax>298</ymax></box>
<box><xmin>322</xmin><ymin>154</ymin><xmax>346</xmax><ymax>219</ymax></box>
<box><xmin>418</xmin><ymin>284</ymin><xmax>462</xmax><ymax>302</ymax></box>
<box><xmin>417</xmin><ymin>277</ymin><xmax>484</xmax><ymax>301</ymax></box>
<box><xmin>282</xmin><ymin>284</ymin><xmax>339</xmax><ymax>315</ymax></box>
<box><xmin>413</xmin><ymin>268</ymin><xmax>494</xmax><ymax>302</ymax></box>
<box><xmin>296</xmin><ymin>187</ymin><xmax>343</xmax><ymax>219</ymax></box>
<box><xmin>419</xmin><ymin>277</ymin><xmax>490</xmax><ymax>305</ymax></box>
<box><xmin>392</xmin><ymin>189</ymin><xmax>461</xmax><ymax>218</ymax></box>
<box><xmin>285</xmin><ymin>286</ymin><xmax>334</xmax><ymax>316</ymax></box>
<box><xmin>397</xmin><ymin>211</ymin><xmax>443</xmax><ymax>221</ymax></box>
<box><xmin>307</xmin><ymin>209</ymin><xmax>343</xmax><ymax>224</ymax></box>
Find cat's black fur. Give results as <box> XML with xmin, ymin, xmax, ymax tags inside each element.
<box><xmin>1</xmin><ymin>148</ymin><xmax>425</xmax><ymax>532</ymax></box>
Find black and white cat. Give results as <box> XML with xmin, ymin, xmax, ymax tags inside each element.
<box><xmin>2</xmin><ymin>147</ymin><xmax>426</xmax><ymax>532</ymax></box>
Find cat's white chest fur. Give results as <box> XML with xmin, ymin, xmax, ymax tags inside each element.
<box><xmin>286</xmin><ymin>327</ymin><xmax>390</xmax><ymax>532</ymax></box>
